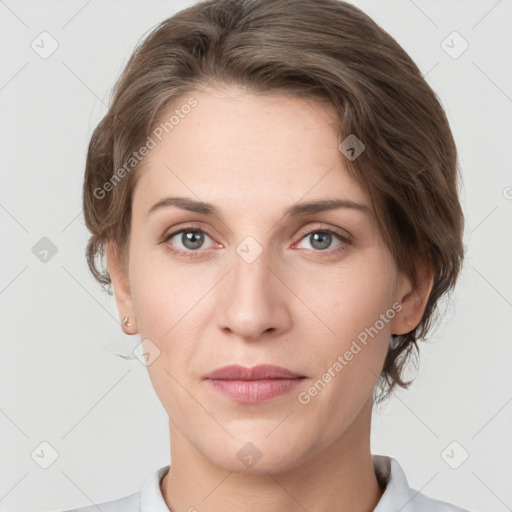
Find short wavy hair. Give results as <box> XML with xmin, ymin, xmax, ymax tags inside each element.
<box><xmin>82</xmin><ymin>0</ymin><xmax>465</xmax><ymax>404</ymax></box>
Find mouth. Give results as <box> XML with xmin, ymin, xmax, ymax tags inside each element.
<box><xmin>203</xmin><ymin>364</ymin><xmax>306</xmax><ymax>403</ymax></box>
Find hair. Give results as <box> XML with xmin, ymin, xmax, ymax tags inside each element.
<box><xmin>83</xmin><ymin>0</ymin><xmax>465</xmax><ymax>404</ymax></box>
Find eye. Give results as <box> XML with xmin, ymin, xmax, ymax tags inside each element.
<box><xmin>161</xmin><ymin>225</ymin><xmax>350</xmax><ymax>259</ymax></box>
<box><xmin>163</xmin><ymin>228</ymin><xmax>217</xmax><ymax>258</ymax></box>
<box><xmin>293</xmin><ymin>227</ymin><xmax>350</xmax><ymax>254</ymax></box>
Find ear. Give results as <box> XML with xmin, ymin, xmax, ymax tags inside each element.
<box><xmin>390</xmin><ymin>260</ymin><xmax>434</xmax><ymax>336</ymax></box>
<box><xmin>106</xmin><ymin>240</ymin><xmax>138</xmax><ymax>335</ymax></box>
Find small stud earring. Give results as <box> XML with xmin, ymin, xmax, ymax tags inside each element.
<box><xmin>122</xmin><ymin>316</ymin><xmax>132</xmax><ymax>327</ymax></box>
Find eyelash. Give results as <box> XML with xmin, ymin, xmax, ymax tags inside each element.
<box><xmin>161</xmin><ymin>225</ymin><xmax>351</xmax><ymax>259</ymax></box>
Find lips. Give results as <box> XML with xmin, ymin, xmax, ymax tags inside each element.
<box><xmin>204</xmin><ymin>364</ymin><xmax>305</xmax><ymax>403</ymax></box>
<box><xmin>204</xmin><ymin>364</ymin><xmax>304</xmax><ymax>380</ymax></box>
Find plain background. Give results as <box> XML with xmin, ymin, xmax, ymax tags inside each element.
<box><xmin>1</xmin><ymin>0</ymin><xmax>511</xmax><ymax>511</ymax></box>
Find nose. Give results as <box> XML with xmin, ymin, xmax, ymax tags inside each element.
<box><xmin>216</xmin><ymin>242</ymin><xmax>292</xmax><ymax>342</ymax></box>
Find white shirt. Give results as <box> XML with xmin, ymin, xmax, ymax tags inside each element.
<box><xmin>60</xmin><ymin>455</ymin><xmax>469</xmax><ymax>512</ymax></box>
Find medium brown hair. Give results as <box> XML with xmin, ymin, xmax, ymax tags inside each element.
<box><xmin>83</xmin><ymin>0</ymin><xmax>465</xmax><ymax>403</ymax></box>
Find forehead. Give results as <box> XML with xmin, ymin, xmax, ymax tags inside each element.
<box><xmin>132</xmin><ymin>87</ymin><xmax>369</xmax><ymax>214</ymax></box>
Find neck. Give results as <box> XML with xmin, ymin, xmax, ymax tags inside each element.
<box><xmin>161</xmin><ymin>397</ymin><xmax>383</xmax><ymax>512</ymax></box>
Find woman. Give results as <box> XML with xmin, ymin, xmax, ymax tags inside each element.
<box><xmin>63</xmin><ymin>0</ymin><xmax>468</xmax><ymax>510</ymax></box>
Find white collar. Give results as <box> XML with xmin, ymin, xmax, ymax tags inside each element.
<box><xmin>139</xmin><ymin>463</ymin><xmax>171</xmax><ymax>512</ymax></box>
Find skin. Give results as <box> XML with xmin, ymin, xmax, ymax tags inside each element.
<box><xmin>106</xmin><ymin>86</ymin><xmax>433</xmax><ymax>512</ymax></box>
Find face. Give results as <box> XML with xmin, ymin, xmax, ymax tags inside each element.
<box><xmin>108</xmin><ymin>86</ymin><xmax>420</xmax><ymax>474</ymax></box>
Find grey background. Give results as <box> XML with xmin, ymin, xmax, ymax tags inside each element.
<box><xmin>1</xmin><ymin>0</ymin><xmax>511</xmax><ymax>511</ymax></box>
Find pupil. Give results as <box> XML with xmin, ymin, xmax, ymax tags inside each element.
<box><xmin>311</xmin><ymin>232</ymin><xmax>331</xmax><ymax>250</ymax></box>
<box><xmin>183</xmin><ymin>230</ymin><xmax>203</xmax><ymax>250</ymax></box>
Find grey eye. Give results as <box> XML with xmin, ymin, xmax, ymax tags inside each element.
<box><xmin>179</xmin><ymin>230</ymin><xmax>206</xmax><ymax>250</ymax></box>
<box><xmin>308</xmin><ymin>231</ymin><xmax>333</xmax><ymax>250</ymax></box>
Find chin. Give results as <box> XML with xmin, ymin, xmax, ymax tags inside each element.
<box><xmin>200</xmin><ymin>435</ymin><xmax>307</xmax><ymax>475</ymax></box>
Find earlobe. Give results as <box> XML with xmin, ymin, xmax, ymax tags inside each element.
<box><xmin>106</xmin><ymin>240</ymin><xmax>138</xmax><ymax>334</ymax></box>
<box><xmin>390</xmin><ymin>262</ymin><xmax>434</xmax><ymax>336</ymax></box>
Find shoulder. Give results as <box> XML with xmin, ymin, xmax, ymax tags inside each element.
<box><xmin>57</xmin><ymin>492</ymin><xmax>139</xmax><ymax>512</ymax></box>
<box><xmin>406</xmin><ymin>491</ymin><xmax>470</xmax><ymax>512</ymax></box>
<box><xmin>372</xmin><ymin>454</ymin><xmax>470</xmax><ymax>512</ymax></box>
<box><xmin>56</xmin><ymin>464</ymin><xmax>170</xmax><ymax>512</ymax></box>
<box><xmin>60</xmin><ymin>493</ymin><xmax>139</xmax><ymax>512</ymax></box>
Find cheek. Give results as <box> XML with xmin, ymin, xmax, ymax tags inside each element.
<box><xmin>294</xmin><ymin>252</ymin><xmax>396</xmax><ymax>404</ymax></box>
<box><xmin>128</xmin><ymin>251</ymin><xmax>214</xmax><ymax>387</ymax></box>
<box><xmin>128</xmin><ymin>241</ymin><xmax>193</xmax><ymax>336</ymax></box>
<box><xmin>302</xmin><ymin>253</ymin><xmax>396</xmax><ymax>345</ymax></box>
<box><xmin>128</xmin><ymin>259</ymin><xmax>207</xmax><ymax>419</ymax></box>
<box><xmin>298</xmin><ymin>272</ymin><xmax>394</xmax><ymax>430</ymax></box>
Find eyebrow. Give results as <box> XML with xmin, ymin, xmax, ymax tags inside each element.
<box><xmin>146</xmin><ymin>196</ymin><xmax>371</xmax><ymax>220</ymax></box>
